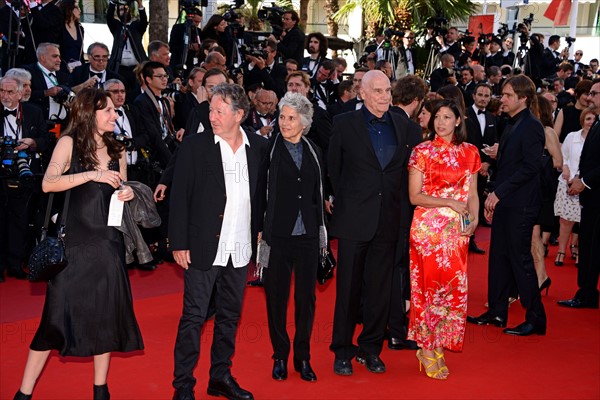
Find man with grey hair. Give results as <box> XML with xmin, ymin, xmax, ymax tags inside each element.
<box><xmin>169</xmin><ymin>83</ymin><xmax>269</xmax><ymax>400</ymax></box>
<box><xmin>70</xmin><ymin>42</ymin><xmax>123</xmax><ymax>88</ymax></box>
<box><xmin>4</xmin><ymin>69</ymin><xmax>33</xmax><ymax>102</ymax></box>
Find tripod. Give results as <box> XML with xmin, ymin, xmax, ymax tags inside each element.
<box><xmin>424</xmin><ymin>38</ymin><xmax>441</xmax><ymax>81</ymax></box>
<box><xmin>5</xmin><ymin>3</ymin><xmax>36</xmax><ymax>70</ymax></box>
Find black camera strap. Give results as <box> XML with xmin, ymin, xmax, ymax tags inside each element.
<box><xmin>41</xmin><ymin>191</ymin><xmax>71</xmax><ymax>241</ymax></box>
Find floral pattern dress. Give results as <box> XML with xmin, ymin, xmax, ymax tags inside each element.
<box><xmin>407</xmin><ymin>136</ymin><xmax>481</xmax><ymax>351</ymax></box>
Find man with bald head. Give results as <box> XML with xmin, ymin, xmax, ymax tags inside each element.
<box><xmin>328</xmin><ymin>70</ymin><xmax>422</xmax><ymax>375</ymax></box>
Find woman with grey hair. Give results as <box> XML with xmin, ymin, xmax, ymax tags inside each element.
<box><xmin>259</xmin><ymin>92</ymin><xmax>325</xmax><ymax>382</ymax></box>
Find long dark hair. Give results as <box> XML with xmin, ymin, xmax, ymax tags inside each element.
<box><xmin>60</xmin><ymin>0</ymin><xmax>79</xmax><ymax>25</ymax></box>
<box><xmin>536</xmin><ymin>94</ymin><xmax>554</xmax><ymax>128</ymax></box>
<box><xmin>203</xmin><ymin>15</ymin><xmax>225</xmax><ymax>38</ymax></box>
<box><xmin>428</xmin><ymin>99</ymin><xmax>467</xmax><ymax>145</ymax></box>
<box><xmin>63</xmin><ymin>88</ymin><xmax>124</xmax><ymax>170</ymax></box>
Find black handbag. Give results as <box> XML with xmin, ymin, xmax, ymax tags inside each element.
<box><xmin>28</xmin><ymin>191</ymin><xmax>71</xmax><ymax>282</ymax></box>
<box><xmin>317</xmin><ymin>248</ymin><xmax>336</xmax><ymax>285</ymax></box>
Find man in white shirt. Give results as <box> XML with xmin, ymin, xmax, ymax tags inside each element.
<box><xmin>169</xmin><ymin>83</ymin><xmax>269</xmax><ymax>400</ymax></box>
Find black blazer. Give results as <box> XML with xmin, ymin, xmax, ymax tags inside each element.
<box><xmin>69</xmin><ymin>63</ymin><xmax>123</xmax><ymax>87</ymax></box>
<box><xmin>133</xmin><ymin>91</ymin><xmax>173</xmax><ymax>169</ymax></box>
<box><xmin>578</xmin><ymin>119</ymin><xmax>600</xmax><ymax>209</ymax></box>
<box><xmin>494</xmin><ymin>108</ymin><xmax>544</xmax><ymax>207</ymax></box>
<box><xmin>168</xmin><ymin>130</ymin><xmax>270</xmax><ymax>270</ymax></box>
<box><xmin>107</xmin><ymin>2</ymin><xmax>148</xmax><ymax>71</ymax></box>
<box><xmin>30</xmin><ymin>1</ymin><xmax>63</xmax><ymax>47</ymax></box>
<box><xmin>173</xmin><ymin>91</ymin><xmax>200</xmax><ymax>131</ymax></box>
<box><xmin>25</xmin><ymin>63</ymin><xmax>70</xmax><ymax>119</ymax></box>
<box><xmin>0</xmin><ymin>103</ymin><xmax>50</xmax><ymax>174</ymax></box>
<box><xmin>278</xmin><ymin>26</ymin><xmax>305</xmax><ymax>66</ymax></box>
<box><xmin>465</xmin><ymin>106</ymin><xmax>497</xmax><ymax>165</ymax></box>
<box><xmin>169</xmin><ymin>22</ymin><xmax>202</xmax><ymax>73</ymax></box>
<box><xmin>243</xmin><ymin>62</ymin><xmax>287</xmax><ymax>99</ymax></box>
<box><xmin>328</xmin><ymin>109</ymin><xmax>421</xmax><ymax>241</ymax></box>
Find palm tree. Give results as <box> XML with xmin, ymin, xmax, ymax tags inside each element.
<box><xmin>149</xmin><ymin>0</ymin><xmax>169</xmax><ymax>42</ymax></box>
<box><xmin>324</xmin><ymin>0</ymin><xmax>340</xmax><ymax>37</ymax></box>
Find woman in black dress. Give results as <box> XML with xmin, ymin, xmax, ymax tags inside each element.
<box><xmin>202</xmin><ymin>14</ymin><xmax>235</xmax><ymax>67</ymax></box>
<box><xmin>14</xmin><ymin>89</ymin><xmax>143</xmax><ymax>400</ymax></box>
<box><xmin>58</xmin><ymin>0</ymin><xmax>84</xmax><ymax>73</ymax></box>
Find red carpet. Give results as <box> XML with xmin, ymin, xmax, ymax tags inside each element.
<box><xmin>1</xmin><ymin>227</ymin><xmax>599</xmax><ymax>400</ymax></box>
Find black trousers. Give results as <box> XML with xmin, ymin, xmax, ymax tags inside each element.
<box><xmin>330</xmin><ymin>231</ymin><xmax>395</xmax><ymax>359</ymax></box>
<box><xmin>488</xmin><ymin>205</ymin><xmax>546</xmax><ymax>326</ymax></box>
<box><xmin>388</xmin><ymin>228</ymin><xmax>410</xmax><ymax>339</ymax></box>
<box><xmin>173</xmin><ymin>260</ymin><xmax>248</xmax><ymax>390</ymax></box>
<box><xmin>264</xmin><ymin>235</ymin><xmax>318</xmax><ymax>362</ymax></box>
<box><xmin>576</xmin><ymin>206</ymin><xmax>600</xmax><ymax>302</ymax></box>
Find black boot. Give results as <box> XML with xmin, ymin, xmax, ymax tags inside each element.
<box><xmin>13</xmin><ymin>391</ymin><xmax>32</xmax><ymax>400</ymax></box>
<box><xmin>468</xmin><ymin>236</ymin><xmax>486</xmax><ymax>254</ymax></box>
<box><xmin>93</xmin><ymin>384</ymin><xmax>110</xmax><ymax>400</ymax></box>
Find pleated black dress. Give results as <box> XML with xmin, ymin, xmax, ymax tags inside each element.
<box><xmin>30</xmin><ymin>156</ymin><xmax>144</xmax><ymax>356</ymax></box>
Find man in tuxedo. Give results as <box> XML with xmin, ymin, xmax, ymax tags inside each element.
<box><xmin>29</xmin><ymin>0</ymin><xmax>63</xmax><ymax>50</ymax></box>
<box><xmin>302</xmin><ymin>32</ymin><xmax>329</xmax><ymax>78</ymax></box>
<box><xmin>569</xmin><ymin>50</ymin><xmax>585</xmax><ymax>75</ymax></box>
<box><xmin>26</xmin><ymin>42</ymin><xmax>95</xmax><ymax>123</ymax></box>
<box><xmin>243</xmin><ymin>89</ymin><xmax>277</xmax><ymax>138</ymax></box>
<box><xmin>386</xmin><ymin>75</ymin><xmax>426</xmax><ymax>351</ymax></box>
<box><xmin>170</xmin><ymin>82</ymin><xmax>269</xmax><ymax>400</ymax></box>
<box><xmin>328</xmin><ymin>70</ymin><xmax>421</xmax><ymax>375</ymax></box>
<box><xmin>429</xmin><ymin>53</ymin><xmax>456</xmax><ymax>92</ymax></box>
<box><xmin>483</xmin><ymin>37</ymin><xmax>504</xmax><ymax>69</ymax></box>
<box><xmin>458</xmin><ymin>67</ymin><xmax>476</xmax><ymax>107</ymax></box>
<box><xmin>269</xmin><ymin>10</ymin><xmax>305</xmax><ymax>67</ymax></box>
<box><xmin>4</xmin><ymin>68</ymin><xmax>32</xmax><ymax>102</ymax></box>
<box><xmin>341</xmin><ymin>68</ymin><xmax>368</xmax><ymax>113</ymax></box>
<box><xmin>465</xmin><ymin>83</ymin><xmax>497</xmax><ymax>234</ymax></box>
<box><xmin>311</xmin><ymin>60</ymin><xmax>337</xmax><ymax>110</ymax></box>
<box><xmin>70</xmin><ymin>42</ymin><xmax>122</xmax><ymax>88</ymax></box>
<box><xmin>327</xmin><ymin>80</ymin><xmax>355</xmax><ymax>118</ymax></box>
<box><xmin>541</xmin><ymin>35</ymin><xmax>568</xmax><ymax>79</ymax></box>
<box><xmin>243</xmin><ymin>40</ymin><xmax>287</xmax><ymax>99</ymax></box>
<box><xmin>440</xmin><ymin>27</ymin><xmax>461</xmax><ymax>61</ymax></box>
<box><xmin>468</xmin><ymin>75</ymin><xmax>547</xmax><ymax>336</ymax></box>
<box><xmin>558</xmin><ymin>79</ymin><xmax>600</xmax><ymax>309</ymax></box>
<box><xmin>0</xmin><ymin>76</ymin><xmax>49</xmax><ymax>282</ymax></box>
<box><xmin>169</xmin><ymin>7</ymin><xmax>203</xmax><ymax>78</ymax></box>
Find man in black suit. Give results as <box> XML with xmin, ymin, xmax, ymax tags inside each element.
<box><xmin>269</xmin><ymin>10</ymin><xmax>305</xmax><ymax>67</ymax></box>
<box><xmin>310</xmin><ymin>60</ymin><xmax>337</xmax><ymax>110</ymax></box>
<box><xmin>0</xmin><ymin>76</ymin><xmax>50</xmax><ymax>282</ymax></box>
<box><xmin>243</xmin><ymin>40</ymin><xmax>287</xmax><ymax>99</ymax></box>
<box><xmin>327</xmin><ymin>80</ymin><xmax>355</xmax><ymax>118</ymax></box>
<box><xmin>465</xmin><ymin>83</ymin><xmax>497</xmax><ymax>236</ymax></box>
<box><xmin>558</xmin><ymin>79</ymin><xmax>600</xmax><ymax>309</ymax></box>
<box><xmin>29</xmin><ymin>0</ymin><xmax>63</xmax><ymax>50</ymax></box>
<box><xmin>468</xmin><ymin>75</ymin><xmax>547</xmax><ymax>336</ymax></box>
<box><xmin>70</xmin><ymin>42</ymin><xmax>122</xmax><ymax>88</ymax></box>
<box><xmin>0</xmin><ymin>2</ymin><xmax>37</xmax><ymax>70</ymax></box>
<box><xmin>541</xmin><ymin>35</ymin><xmax>568</xmax><ymax>79</ymax></box>
<box><xmin>328</xmin><ymin>70</ymin><xmax>421</xmax><ymax>375</ymax></box>
<box><xmin>386</xmin><ymin>75</ymin><xmax>426</xmax><ymax>351</ymax></box>
<box><xmin>169</xmin><ymin>7</ymin><xmax>203</xmax><ymax>78</ymax></box>
<box><xmin>301</xmin><ymin>32</ymin><xmax>330</xmax><ymax>78</ymax></box>
<box><xmin>458</xmin><ymin>67</ymin><xmax>476</xmax><ymax>107</ymax></box>
<box><xmin>429</xmin><ymin>53</ymin><xmax>456</xmax><ymax>92</ymax></box>
<box><xmin>340</xmin><ymin>68</ymin><xmax>368</xmax><ymax>113</ymax></box>
<box><xmin>440</xmin><ymin>27</ymin><xmax>461</xmax><ymax>61</ymax></box>
<box><xmin>169</xmin><ymin>83</ymin><xmax>269</xmax><ymax>400</ymax></box>
<box><xmin>243</xmin><ymin>88</ymin><xmax>277</xmax><ymax>138</ymax></box>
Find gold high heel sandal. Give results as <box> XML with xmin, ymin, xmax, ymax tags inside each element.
<box><xmin>434</xmin><ymin>349</ymin><xmax>450</xmax><ymax>376</ymax></box>
<box><xmin>416</xmin><ymin>350</ymin><xmax>447</xmax><ymax>380</ymax></box>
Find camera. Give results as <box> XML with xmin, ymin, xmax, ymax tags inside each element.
<box><xmin>114</xmin><ymin>133</ymin><xmax>135</xmax><ymax>151</ymax></box>
<box><xmin>258</xmin><ymin>4</ymin><xmax>285</xmax><ymax>38</ymax></box>
<box><xmin>384</xmin><ymin>27</ymin><xmax>404</xmax><ymax>39</ymax></box>
<box><xmin>565</xmin><ymin>36</ymin><xmax>576</xmax><ymax>47</ymax></box>
<box><xmin>0</xmin><ymin>136</ymin><xmax>33</xmax><ymax>179</ymax></box>
<box><xmin>523</xmin><ymin>13</ymin><xmax>534</xmax><ymax>28</ymax></box>
<box><xmin>52</xmin><ymin>85</ymin><xmax>76</xmax><ymax>105</ymax></box>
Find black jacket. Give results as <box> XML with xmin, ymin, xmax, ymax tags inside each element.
<box><xmin>169</xmin><ymin>22</ymin><xmax>202</xmax><ymax>74</ymax></box>
<box><xmin>30</xmin><ymin>1</ymin><xmax>63</xmax><ymax>47</ymax></box>
<box><xmin>465</xmin><ymin>106</ymin><xmax>497</xmax><ymax>165</ymax></box>
<box><xmin>25</xmin><ymin>63</ymin><xmax>70</xmax><ymax>120</ymax></box>
<box><xmin>578</xmin><ymin>118</ymin><xmax>600</xmax><ymax>209</ymax></box>
<box><xmin>107</xmin><ymin>2</ymin><xmax>148</xmax><ymax>71</ymax></box>
<box><xmin>277</xmin><ymin>26</ymin><xmax>305</xmax><ymax>66</ymax></box>
<box><xmin>132</xmin><ymin>91</ymin><xmax>173</xmax><ymax>169</ymax></box>
<box><xmin>168</xmin><ymin>129</ymin><xmax>270</xmax><ymax>270</ymax></box>
<box><xmin>69</xmin><ymin>63</ymin><xmax>123</xmax><ymax>87</ymax></box>
<box><xmin>243</xmin><ymin>62</ymin><xmax>287</xmax><ymax>99</ymax></box>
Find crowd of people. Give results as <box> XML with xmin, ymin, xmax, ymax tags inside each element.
<box><xmin>2</xmin><ymin>1</ymin><xmax>600</xmax><ymax>400</ymax></box>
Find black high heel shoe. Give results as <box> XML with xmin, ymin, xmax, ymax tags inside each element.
<box><xmin>93</xmin><ymin>384</ymin><xmax>110</xmax><ymax>400</ymax></box>
<box><xmin>539</xmin><ymin>277</ymin><xmax>552</xmax><ymax>296</ymax></box>
<box><xmin>543</xmin><ymin>244</ymin><xmax>549</xmax><ymax>258</ymax></box>
<box><xmin>13</xmin><ymin>391</ymin><xmax>32</xmax><ymax>400</ymax></box>
<box><xmin>554</xmin><ymin>252</ymin><xmax>565</xmax><ymax>266</ymax></box>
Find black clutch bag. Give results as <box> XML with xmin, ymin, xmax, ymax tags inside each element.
<box><xmin>317</xmin><ymin>249</ymin><xmax>336</xmax><ymax>285</ymax></box>
<box><xmin>28</xmin><ymin>191</ymin><xmax>71</xmax><ymax>282</ymax></box>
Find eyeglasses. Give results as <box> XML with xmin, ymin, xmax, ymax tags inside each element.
<box><xmin>256</xmin><ymin>99</ymin><xmax>274</xmax><ymax>106</ymax></box>
<box><xmin>153</xmin><ymin>74</ymin><xmax>169</xmax><ymax>79</ymax></box>
<box><xmin>91</xmin><ymin>55</ymin><xmax>109</xmax><ymax>61</ymax></box>
<box><xmin>108</xmin><ymin>89</ymin><xmax>126</xmax><ymax>94</ymax></box>
<box><xmin>575</xmin><ymin>53</ymin><xmax>583</xmax><ymax>56</ymax></box>
<box><xmin>406</xmin><ymin>37</ymin><xmax>415</xmax><ymax>40</ymax></box>
<box><xmin>589</xmin><ymin>91</ymin><xmax>599</xmax><ymax>97</ymax></box>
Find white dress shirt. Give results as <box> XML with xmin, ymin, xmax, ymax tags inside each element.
<box><xmin>213</xmin><ymin>128</ymin><xmax>252</xmax><ymax>268</ymax></box>
<box><xmin>2</xmin><ymin>108</ymin><xmax>20</xmax><ymax>139</ymax></box>
<box><xmin>472</xmin><ymin>104</ymin><xmax>486</xmax><ymax>136</ymax></box>
<box><xmin>114</xmin><ymin>107</ymin><xmax>137</xmax><ymax>165</ymax></box>
<box><xmin>38</xmin><ymin>62</ymin><xmax>67</xmax><ymax>120</ymax></box>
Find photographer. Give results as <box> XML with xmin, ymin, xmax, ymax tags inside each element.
<box><xmin>29</xmin><ymin>0</ymin><xmax>64</xmax><ymax>51</ymax></box>
<box><xmin>365</xmin><ymin>29</ymin><xmax>392</xmax><ymax>63</ymax></box>
<box><xmin>310</xmin><ymin>59</ymin><xmax>337</xmax><ymax>109</ymax></box>
<box><xmin>169</xmin><ymin>7</ymin><xmax>203</xmax><ymax>79</ymax></box>
<box><xmin>243</xmin><ymin>40</ymin><xmax>287</xmax><ymax>99</ymax></box>
<box><xmin>457</xmin><ymin>36</ymin><xmax>476</xmax><ymax>67</ymax></box>
<box><xmin>484</xmin><ymin>37</ymin><xmax>504</xmax><ymax>69</ymax></box>
<box><xmin>70</xmin><ymin>42</ymin><xmax>123</xmax><ymax>88</ymax></box>
<box><xmin>107</xmin><ymin>0</ymin><xmax>149</xmax><ymax>88</ymax></box>
<box><xmin>148</xmin><ymin>40</ymin><xmax>178</xmax><ymax>82</ymax></box>
<box><xmin>541</xmin><ymin>35</ymin><xmax>569</xmax><ymax>79</ymax></box>
<box><xmin>503</xmin><ymin>37</ymin><xmax>515</xmax><ymax>67</ymax></box>
<box><xmin>0</xmin><ymin>76</ymin><xmax>49</xmax><ymax>282</ymax></box>
<box><xmin>0</xmin><ymin>1</ymin><xmax>37</xmax><ymax>70</ymax></box>
<box><xmin>302</xmin><ymin>32</ymin><xmax>330</xmax><ymax>78</ymax></box>
<box><xmin>440</xmin><ymin>27</ymin><xmax>462</xmax><ymax>61</ymax></box>
<box><xmin>269</xmin><ymin>10</ymin><xmax>305</xmax><ymax>67</ymax></box>
<box><xmin>430</xmin><ymin>53</ymin><xmax>456</xmax><ymax>92</ymax></box>
<box><xmin>202</xmin><ymin>14</ymin><xmax>236</xmax><ymax>68</ymax></box>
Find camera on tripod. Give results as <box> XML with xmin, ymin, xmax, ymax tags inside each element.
<box><xmin>179</xmin><ymin>0</ymin><xmax>200</xmax><ymax>13</ymax></box>
<box><xmin>384</xmin><ymin>27</ymin><xmax>404</xmax><ymax>39</ymax></box>
<box><xmin>0</xmin><ymin>136</ymin><xmax>33</xmax><ymax>179</ymax></box>
<box><xmin>258</xmin><ymin>4</ymin><xmax>285</xmax><ymax>38</ymax></box>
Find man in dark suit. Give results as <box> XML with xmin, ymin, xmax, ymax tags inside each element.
<box><xmin>243</xmin><ymin>40</ymin><xmax>287</xmax><ymax>99</ymax></box>
<box><xmin>173</xmin><ymin>66</ymin><xmax>204</xmax><ymax>131</ymax></box>
<box><xmin>0</xmin><ymin>76</ymin><xmax>50</xmax><ymax>282</ymax></box>
<box><xmin>440</xmin><ymin>27</ymin><xmax>461</xmax><ymax>61</ymax></box>
<box><xmin>386</xmin><ymin>75</ymin><xmax>426</xmax><ymax>351</ymax></box>
<box><xmin>327</xmin><ymin>80</ymin><xmax>355</xmax><ymax>118</ymax></box>
<box><xmin>328</xmin><ymin>70</ymin><xmax>421</xmax><ymax>375</ymax></box>
<box><xmin>70</xmin><ymin>42</ymin><xmax>123</xmax><ymax>88</ymax></box>
<box><xmin>558</xmin><ymin>78</ymin><xmax>600</xmax><ymax>309</ymax></box>
<box><xmin>458</xmin><ymin>67</ymin><xmax>476</xmax><ymax>107</ymax></box>
<box><xmin>301</xmin><ymin>32</ymin><xmax>330</xmax><ymax>78</ymax></box>
<box><xmin>169</xmin><ymin>83</ymin><xmax>269</xmax><ymax>400</ymax></box>
<box><xmin>169</xmin><ymin>7</ymin><xmax>203</xmax><ymax>78</ymax></box>
<box><xmin>465</xmin><ymin>83</ymin><xmax>497</xmax><ymax>242</ymax></box>
<box><xmin>429</xmin><ymin>53</ymin><xmax>456</xmax><ymax>92</ymax></box>
<box><xmin>468</xmin><ymin>75</ymin><xmax>547</xmax><ymax>336</ymax></box>
<box><xmin>29</xmin><ymin>0</ymin><xmax>63</xmax><ymax>50</ymax></box>
<box><xmin>0</xmin><ymin>3</ymin><xmax>37</xmax><ymax>71</ymax></box>
<box><xmin>340</xmin><ymin>68</ymin><xmax>368</xmax><ymax>113</ymax></box>
<box><xmin>243</xmin><ymin>89</ymin><xmax>277</xmax><ymax>138</ymax></box>
<box><xmin>269</xmin><ymin>10</ymin><xmax>305</xmax><ymax>67</ymax></box>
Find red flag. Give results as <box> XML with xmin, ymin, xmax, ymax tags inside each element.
<box><xmin>544</xmin><ymin>0</ymin><xmax>572</xmax><ymax>26</ymax></box>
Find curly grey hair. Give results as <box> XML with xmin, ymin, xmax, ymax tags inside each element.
<box><xmin>210</xmin><ymin>83</ymin><xmax>250</xmax><ymax>120</ymax></box>
<box><xmin>278</xmin><ymin>91</ymin><xmax>314</xmax><ymax>135</ymax></box>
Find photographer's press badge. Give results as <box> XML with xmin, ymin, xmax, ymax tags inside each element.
<box><xmin>108</xmin><ymin>191</ymin><xmax>124</xmax><ymax>226</ymax></box>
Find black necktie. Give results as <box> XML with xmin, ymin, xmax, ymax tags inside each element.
<box><xmin>3</xmin><ymin>109</ymin><xmax>17</xmax><ymax>117</ymax></box>
<box><xmin>478</xmin><ymin>109</ymin><xmax>485</xmax><ymax>115</ymax></box>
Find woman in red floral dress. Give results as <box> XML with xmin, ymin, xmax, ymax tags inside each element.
<box><xmin>407</xmin><ymin>99</ymin><xmax>481</xmax><ymax>380</ymax></box>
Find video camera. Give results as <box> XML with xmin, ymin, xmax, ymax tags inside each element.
<box><xmin>565</xmin><ymin>36</ymin><xmax>576</xmax><ymax>47</ymax></box>
<box><xmin>179</xmin><ymin>0</ymin><xmax>200</xmax><ymax>14</ymax></box>
<box><xmin>223</xmin><ymin>6</ymin><xmax>245</xmax><ymax>40</ymax></box>
<box><xmin>258</xmin><ymin>4</ymin><xmax>285</xmax><ymax>38</ymax></box>
<box><xmin>427</xmin><ymin>15</ymin><xmax>449</xmax><ymax>38</ymax></box>
<box><xmin>497</xmin><ymin>23</ymin><xmax>516</xmax><ymax>39</ymax></box>
<box><xmin>0</xmin><ymin>136</ymin><xmax>33</xmax><ymax>179</ymax></box>
<box><xmin>384</xmin><ymin>27</ymin><xmax>405</xmax><ymax>39</ymax></box>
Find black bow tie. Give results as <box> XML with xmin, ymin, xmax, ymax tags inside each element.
<box><xmin>91</xmin><ymin>72</ymin><xmax>103</xmax><ymax>79</ymax></box>
<box><xmin>477</xmin><ymin>109</ymin><xmax>485</xmax><ymax>115</ymax></box>
<box><xmin>370</xmin><ymin>116</ymin><xmax>386</xmax><ymax>124</ymax></box>
<box><xmin>3</xmin><ymin>108</ymin><xmax>17</xmax><ymax>117</ymax></box>
<box><xmin>48</xmin><ymin>72</ymin><xmax>56</xmax><ymax>79</ymax></box>
<box><xmin>116</xmin><ymin>109</ymin><xmax>124</xmax><ymax>117</ymax></box>
<box><xmin>356</xmin><ymin>99</ymin><xmax>364</xmax><ymax>103</ymax></box>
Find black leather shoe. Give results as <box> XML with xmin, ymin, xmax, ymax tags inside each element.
<box><xmin>467</xmin><ymin>312</ymin><xmax>506</xmax><ymax>327</ymax></box>
<box><xmin>502</xmin><ymin>321</ymin><xmax>546</xmax><ymax>336</ymax></box>
<box><xmin>355</xmin><ymin>352</ymin><xmax>386</xmax><ymax>373</ymax></box>
<box><xmin>333</xmin><ymin>359</ymin><xmax>352</xmax><ymax>376</ymax></box>
<box><xmin>272</xmin><ymin>359</ymin><xmax>287</xmax><ymax>381</ymax></box>
<box><xmin>93</xmin><ymin>384</ymin><xmax>110</xmax><ymax>400</ymax></box>
<box><xmin>173</xmin><ymin>387</ymin><xmax>195</xmax><ymax>400</ymax></box>
<box><xmin>137</xmin><ymin>261</ymin><xmax>158</xmax><ymax>271</ymax></box>
<box><xmin>13</xmin><ymin>391</ymin><xmax>32</xmax><ymax>400</ymax></box>
<box><xmin>207</xmin><ymin>376</ymin><xmax>253</xmax><ymax>400</ymax></box>
<box><xmin>247</xmin><ymin>278</ymin><xmax>264</xmax><ymax>287</ymax></box>
<box><xmin>294</xmin><ymin>359</ymin><xmax>317</xmax><ymax>382</ymax></box>
<box><xmin>469</xmin><ymin>238</ymin><xmax>486</xmax><ymax>254</ymax></box>
<box><xmin>7</xmin><ymin>268</ymin><xmax>27</xmax><ymax>280</ymax></box>
<box><xmin>388</xmin><ymin>337</ymin><xmax>419</xmax><ymax>350</ymax></box>
<box><xmin>557</xmin><ymin>297</ymin><xmax>599</xmax><ymax>309</ymax></box>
